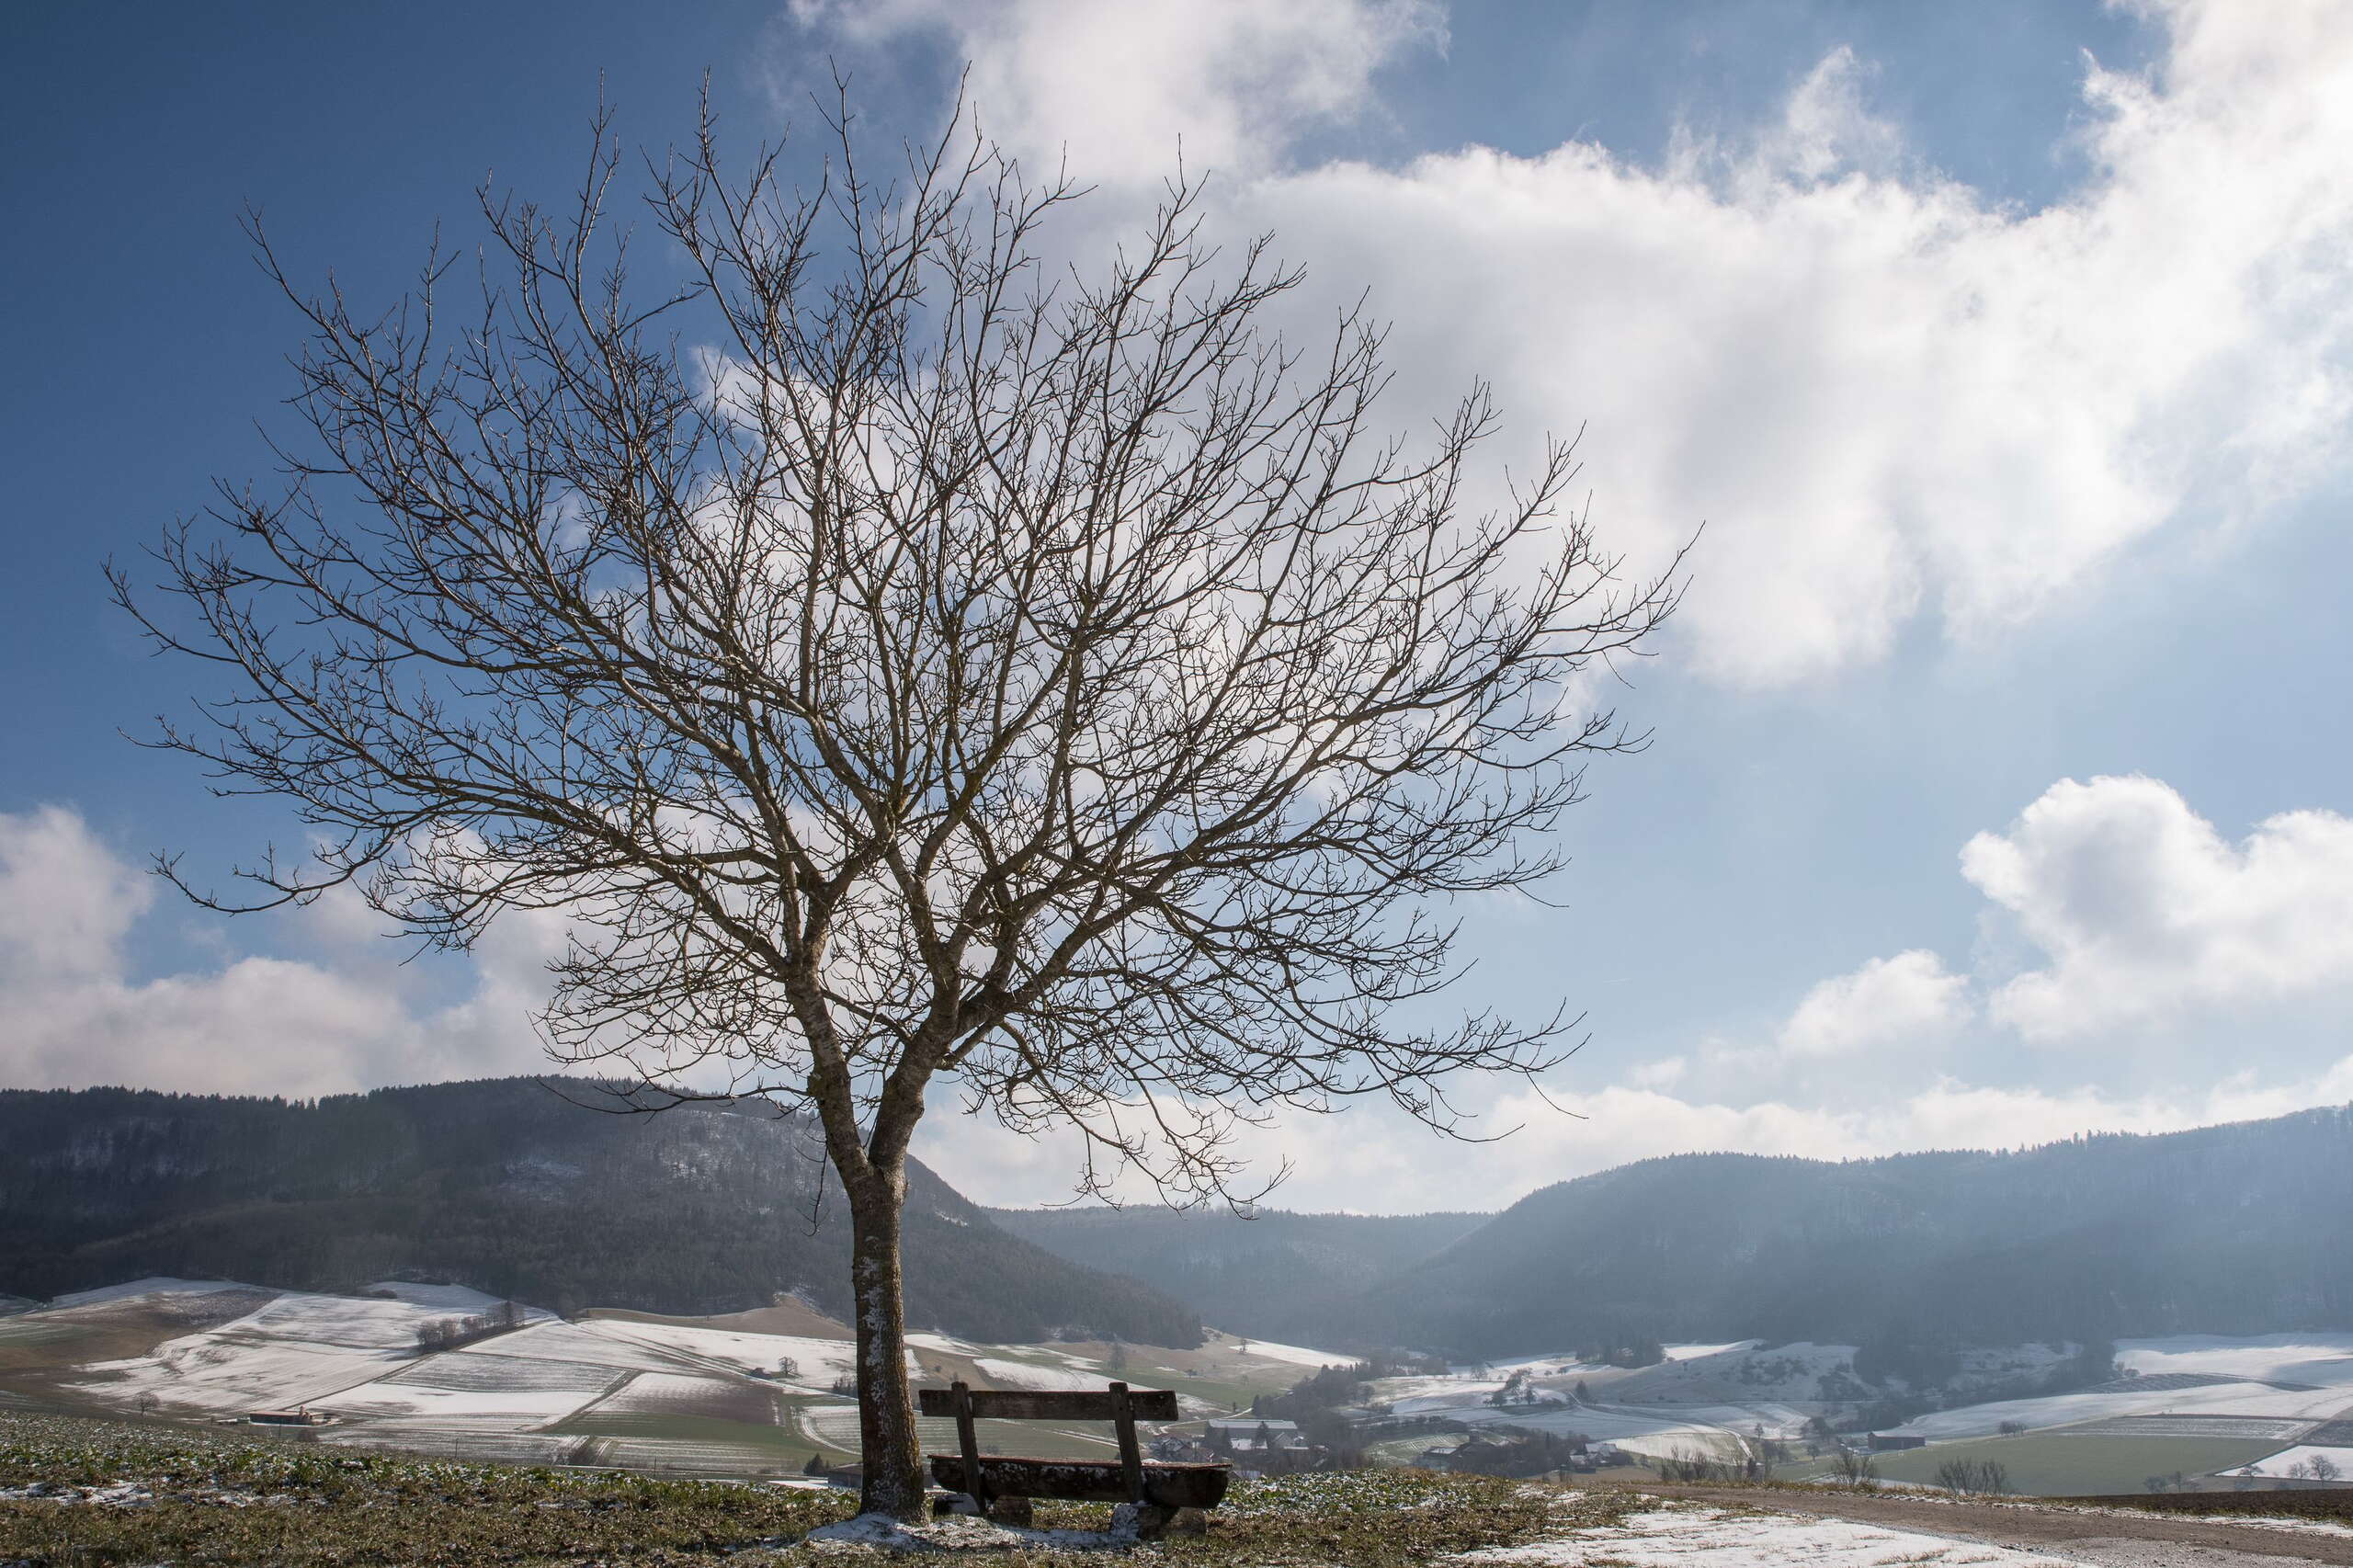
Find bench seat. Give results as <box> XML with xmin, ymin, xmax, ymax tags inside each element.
<box><xmin>926</xmin><ymin>1454</ymin><xmax>1232</xmax><ymax>1509</ymax></box>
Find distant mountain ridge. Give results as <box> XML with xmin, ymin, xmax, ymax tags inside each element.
<box><xmin>987</xmin><ymin>1205</ymin><xmax>1484</xmax><ymax>1343</ymax></box>
<box><xmin>0</xmin><ymin>1079</ymin><xmax>1201</xmax><ymax>1348</ymax></box>
<box><xmin>15</xmin><ymin>1083</ymin><xmax>2350</xmax><ymax>1370</ymax></box>
<box><xmin>1001</xmin><ymin>1107</ymin><xmax>2353</xmax><ymax>1363</ymax></box>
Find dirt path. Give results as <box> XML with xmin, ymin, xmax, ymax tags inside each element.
<box><xmin>1636</xmin><ymin>1483</ymin><xmax>2353</xmax><ymax>1564</ymax></box>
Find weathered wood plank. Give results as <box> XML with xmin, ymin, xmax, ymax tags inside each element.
<box><xmin>916</xmin><ymin>1386</ymin><xmax>1180</xmax><ymax>1420</ymax></box>
<box><xmin>1110</xmin><ymin>1381</ymin><xmax>1147</xmax><ymax>1504</ymax></box>
<box><xmin>952</xmin><ymin>1381</ymin><xmax>987</xmax><ymax>1509</ymax></box>
<box><xmin>926</xmin><ymin>1454</ymin><xmax>1230</xmax><ymax>1508</ymax></box>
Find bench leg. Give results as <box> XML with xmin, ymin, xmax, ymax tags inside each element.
<box><xmin>1116</xmin><ymin>1503</ymin><xmax>1173</xmax><ymax>1538</ymax></box>
<box><xmin>984</xmin><ymin>1495</ymin><xmax>1033</xmax><ymax>1527</ymax></box>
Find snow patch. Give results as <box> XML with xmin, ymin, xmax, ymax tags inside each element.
<box><xmin>2220</xmin><ymin>1443</ymin><xmax>2353</xmax><ymax>1481</ymax></box>
<box><xmin>51</xmin><ymin>1278</ymin><xmax>251</xmax><ymax>1308</ymax></box>
<box><xmin>972</xmin><ymin>1357</ymin><xmax>1115</xmax><ymax>1392</ymax></box>
<box><xmin>1225</xmin><ymin>1337</ymin><xmax>1350</xmax><ymax>1369</ymax></box>
<box><xmin>2118</xmin><ymin>1333</ymin><xmax>2353</xmax><ymax>1389</ymax></box>
<box><xmin>1464</xmin><ymin>1505</ymin><xmax>2088</xmax><ymax>1565</ymax></box>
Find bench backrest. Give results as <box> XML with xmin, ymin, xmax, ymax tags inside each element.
<box><xmin>918</xmin><ymin>1380</ymin><xmax>1176</xmax><ymax>1506</ymax></box>
<box><xmin>916</xmin><ymin>1386</ymin><xmax>1179</xmax><ymax>1421</ymax></box>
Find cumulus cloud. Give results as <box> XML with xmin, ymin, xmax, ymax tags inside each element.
<box><xmin>785</xmin><ymin>0</ymin><xmax>1441</xmax><ymax>184</ymax></box>
<box><xmin>931</xmin><ymin>767</ymin><xmax>2353</xmax><ymax>1210</ymax></box>
<box><xmin>1963</xmin><ymin>774</ymin><xmax>2353</xmax><ymax>1039</ymax></box>
<box><xmin>792</xmin><ymin>0</ymin><xmax>2353</xmax><ymax>685</ymax></box>
<box><xmin>937</xmin><ymin>1055</ymin><xmax>2353</xmax><ymax>1213</ymax></box>
<box><xmin>1778</xmin><ymin>948</ymin><xmax>1971</xmax><ymax>1057</ymax></box>
<box><xmin>0</xmin><ymin>805</ymin><xmax>557</xmax><ymax>1098</ymax></box>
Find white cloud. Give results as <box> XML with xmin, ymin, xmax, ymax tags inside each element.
<box><xmin>787</xmin><ymin>0</ymin><xmax>1441</xmax><ymax>185</ymax></box>
<box><xmin>795</xmin><ymin>0</ymin><xmax>2353</xmax><ymax>685</ymax></box>
<box><xmin>0</xmin><ymin>805</ymin><xmax>152</xmax><ymax>983</ymax></box>
<box><xmin>1778</xmin><ymin>949</ymin><xmax>1971</xmax><ymax>1057</ymax></box>
<box><xmin>1963</xmin><ymin>773</ymin><xmax>2353</xmax><ymax>1040</ymax></box>
<box><xmin>939</xmin><ymin>1055</ymin><xmax>2353</xmax><ymax>1214</ymax></box>
<box><xmin>0</xmin><ymin>805</ymin><xmax>555</xmax><ymax>1098</ymax></box>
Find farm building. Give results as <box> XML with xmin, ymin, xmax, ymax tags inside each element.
<box><xmin>1205</xmin><ymin>1417</ymin><xmax>1307</xmax><ymax>1452</ymax></box>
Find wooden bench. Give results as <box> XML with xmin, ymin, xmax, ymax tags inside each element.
<box><xmin>919</xmin><ymin>1381</ymin><xmax>1230</xmax><ymax>1535</ymax></box>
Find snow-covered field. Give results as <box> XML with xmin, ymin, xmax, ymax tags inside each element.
<box><xmin>1370</xmin><ymin>1343</ymin><xmax>1830</xmax><ymax>1459</ymax></box>
<box><xmin>1891</xmin><ymin>1376</ymin><xmax>2353</xmax><ymax>1440</ymax></box>
<box><xmin>972</xmin><ymin>1357</ymin><xmax>1112</xmax><ymax>1392</ymax></box>
<box><xmin>58</xmin><ymin>1284</ymin><xmax>518</xmax><ymax>1416</ymax></box>
<box><xmin>72</xmin><ymin>1336</ymin><xmax>404</xmax><ymax>1416</ymax></box>
<box><xmin>50</xmin><ymin>1278</ymin><xmax>251</xmax><ymax>1309</ymax></box>
<box><xmin>581</xmin><ymin>1318</ymin><xmax>866</xmax><ymax>1390</ymax></box>
<box><xmin>456</xmin><ymin>1320</ymin><xmax>692</xmax><ymax>1374</ymax></box>
<box><xmin>1662</xmin><ymin>1342</ymin><xmax>1761</xmax><ymax>1363</ymax></box>
<box><xmin>1467</xmin><ymin>1506</ymin><xmax>2084</xmax><ymax>1566</ymax></box>
<box><xmin>2219</xmin><ymin>1442</ymin><xmax>2353</xmax><ymax>1480</ymax></box>
<box><xmin>1227</xmin><ymin>1337</ymin><xmax>1351</xmax><ymax>1369</ymax></box>
<box><xmin>1457</xmin><ymin>1404</ymin><xmax>1746</xmax><ymax>1460</ymax></box>
<box><xmin>2117</xmin><ymin>1332</ymin><xmax>2353</xmax><ymax>1387</ymax></box>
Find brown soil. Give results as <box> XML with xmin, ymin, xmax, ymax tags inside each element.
<box><xmin>0</xmin><ymin>1289</ymin><xmax>275</xmax><ymax>1375</ymax></box>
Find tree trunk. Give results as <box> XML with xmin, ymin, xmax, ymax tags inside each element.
<box><xmin>847</xmin><ymin>1165</ymin><xmax>926</xmax><ymax>1518</ymax></box>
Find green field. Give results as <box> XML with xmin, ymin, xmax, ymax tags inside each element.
<box><xmin>1831</xmin><ymin>1430</ymin><xmax>2285</xmax><ymax>1496</ymax></box>
<box><xmin>549</xmin><ymin>1409</ymin><xmax>812</xmax><ymax>1455</ymax></box>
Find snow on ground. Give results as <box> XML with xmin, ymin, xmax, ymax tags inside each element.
<box><xmin>49</xmin><ymin>1278</ymin><xmax>248</xmax><ymax>1309</ymax></box>
<box><xmin>457</xmin><ymin>1321</ymin><xmax>688</xmax><ymax>1374</ymax></box>
<box><xmin>2219</xmin><ymin>1442</ymin><xmax>2353</xmax><ymax>1480</ymax></box>
<box><xmin>1631</xmin><ymin>1402</ymin><xmax>1812</xmax><ymax>1438</ymax></box>
<box><xmin>1226</xmin><ymin>1337</ymin><xmax>1350</xmax><ymax>1369</ymax></box>
<box><xmin>1958</xmin><ymin>1344</ymin><xmax>2077</xmax><ymax>1379</ymax></box>
<box><xmin>311</xmin><ymin>1420</ymin><xmax>586</xmax><ymax>1465</ymax></box>
<box><xmin>590</xmin><ymin>1370</ymin><xmax>770</xmax><ymax>1419</ymax></box>
<box><xmin>583</xmin><ymin>1319</ymin><xmax>866</xmax><ymax>1389</ymax></box>
<box><xmin>1376</xmin><ymin>1375</ymin><xmax>1510</xmax><ymax>1412</ymax></box>
<box><xmin>797</xmin><ymin>1401</ymin><xmax>876</xmax><ymax>1450</ymax></box>
<box><xmin>315</xmin><ymin>1380</ymin><xmax>606</xmax><ymax>1422</ymax></box>
<box><xmin>365</xmin><ymin>1281</ymin><xmax>548</xmax><ymax>1319</ymax></box>
<box><xmin>1664</xmin><ymin>1342</ymin><xmax>1762</xmax><ymax>1362</ymax></box>
<box><xmin>905</xmin><ymin>1332</ymin><xmax>987</xmax><ymax>1358</ymax></box>
<box><xmin>68</xmin><ymin>1334</ymin><xmax>405</xmax><ymax>1416</ymax></box>
<box><xmin>227</xmin><ymin>1291</ymin><xmax>468</xmax><ymax>1351</ymax></box>
<box><xmin>1443</xmin><ymin>1402</ymin><xmax>1742</xmax><ymax>1458</ymax></box>
<box><xmin>1483</xmin><ymin>1353</ymin><xmax>1596</xmax><ymax>1376</ymax></box>
<box><xmin>55</xmin><ymin>1285</ymin><xmax>552</xmax><ymax>1417</ymax></box>
<box><xmin>972</xmin><ymin>1357</ymin><xmax>1114</xmax><ymax>1392</ymax></box>
<box><xmin>315</xmin><ymin>1349</ymin><xmax>624</xmax><ymax>1425</ymax></box>
<box><xmin>385</xmin><ymin>1351</ymin><xmax>620</xmax><ymax>1395</ymax></box>
<box><xmin>1466</xmin><ymin>1506</ymin><xmax>2086</xmax><ymax>1565</ymax></box>
<box><xmin>1893</xmin><ymin>1377</ymin><xmax>2353</xmax><ymax>1439</ymax></box>
<box><xmin>2118</xmin><ymin>1333</ymin><xmax>2353</xmax><ymax>1388</ymax></box>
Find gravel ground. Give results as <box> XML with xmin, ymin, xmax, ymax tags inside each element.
<box><xmin>1638</xmin><ymin>1484</ymin><xmax>2353</xmax><ymax>1565</ymax></box>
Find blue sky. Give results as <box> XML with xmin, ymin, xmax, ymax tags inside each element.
<box><xmin>5</xmin><ymin>1</ymin><xmax>2352</xmax><ymax>1212</ymax></box>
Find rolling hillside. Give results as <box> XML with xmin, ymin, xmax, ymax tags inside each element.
<box><xmin>1317</xmin><ymin>1106</ymin><xmax>2353</xmax><ymax>1358</ymax></box>
<box><xmin>0</xmin><ymin>1080</ymin><xmax>1200</xmax><ymax>1348</ymax></box>
<box><xmin>989</xmin><ymin>1205</ymin><xmax>1483</xmax><ymax>1343</ymax></box>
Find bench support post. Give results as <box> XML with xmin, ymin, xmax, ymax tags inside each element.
<box><xmin>952</xmin><ymin>1381</ymin><xmax>988</xmax><ymax>1514</ymax></box>
<box><xmin>1109</xmin><ymin>1381</ymin><xmax>1147</xmax><ymax>1505</ymax></box>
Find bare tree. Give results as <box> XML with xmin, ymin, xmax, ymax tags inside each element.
<box><xmin>114</xmin><ymin>97</ymin><xmax>1677</xmax><ymax>1516</ymax></box>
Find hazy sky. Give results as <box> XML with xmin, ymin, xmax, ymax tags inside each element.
<box><xmin>6</xmin><ymin>0</ymin><xmax>2353</xmax><ymax>1213</ymax></box>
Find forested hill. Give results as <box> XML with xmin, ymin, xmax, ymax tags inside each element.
<box><xmin>1314</xmin><ymin>1105</ymin><xmax>2353</xmax><ymax>1358</ymax></box>
<box><xmin>988</xmin><ymin>1205</ymin><xmax>1485</xmax><ymax>1344</ymax></box>
<box><xmin>0</xmin><ymin>1080</ymin><xmax>1200</xmax><ymax>1347</ymax></box>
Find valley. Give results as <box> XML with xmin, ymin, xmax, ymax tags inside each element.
<box><xmin>9</xmin><ymin>1278</ymin><xmax>2353</xmax><ymax>1500</ymax></box>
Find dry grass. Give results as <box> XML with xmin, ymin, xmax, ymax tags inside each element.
<box><xmin>0</xmin><ymin>1410</ymin><xmax>1628</xmax><ymax>1568</ymax></box>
